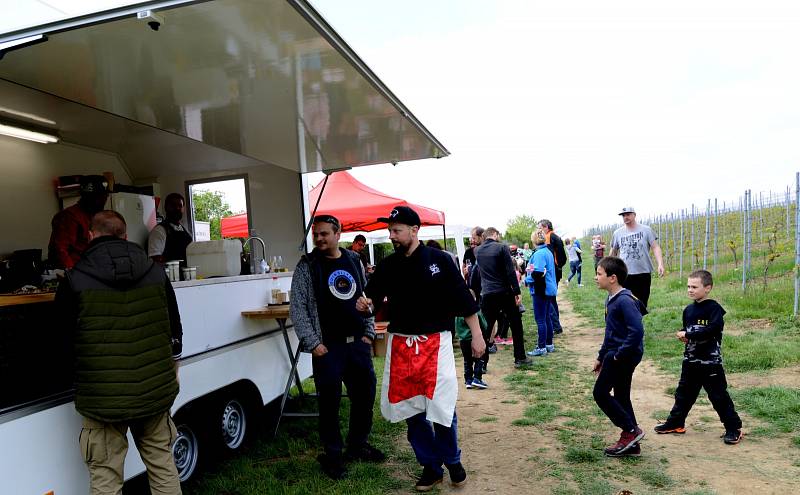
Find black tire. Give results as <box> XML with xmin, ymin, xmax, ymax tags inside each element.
<box><xmin>172</xmin><ymin>420</ymin><xmax>201</xmax><ymax>483</ymax></box>
<box><xmin>219</xmin><ymin>397</ymin><xmax>249</xmax><ymax>451</ymax></box>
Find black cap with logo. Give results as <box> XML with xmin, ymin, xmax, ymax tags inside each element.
<box><xmin>377</xmin><ymin>205</ymin><xmax>421</xmax><ymax>227</ymax></box>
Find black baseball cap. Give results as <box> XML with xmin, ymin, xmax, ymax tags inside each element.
<box><xmin>80</xmin><ymin>175</ymin><xmax>109</xmax><ymax>195</ymax></box>
<box><xmin>378</xmin><ymin>205</ymin><xmax>421</xmax><ymax>227</ymax></box>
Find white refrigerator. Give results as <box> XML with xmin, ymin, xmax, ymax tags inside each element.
<box><xmin>107</xmin><ymin>192</ymin><xmax>158</xmax><ymax>249</ymax></box>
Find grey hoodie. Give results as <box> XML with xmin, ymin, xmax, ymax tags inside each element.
<box><xmin>290</xmin><ymin>248</ymin><xmax>375</xmax><ymax>352</ymax></box>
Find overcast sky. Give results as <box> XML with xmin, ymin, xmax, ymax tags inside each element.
<box><xmin>309</xmin><ymin>0</ymin><xmax>800</xmax><ymax>237</ymax></box>
<box><xmin>5</xmin><ymin>1</ymin><xmax>800</xmax><ymax>238</ymax></box>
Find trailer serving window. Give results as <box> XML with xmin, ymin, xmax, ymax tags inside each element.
<box><xmin>185</xmin><ymin>175</ymin><xmax>251</xmax><ymax>242</ymax></box>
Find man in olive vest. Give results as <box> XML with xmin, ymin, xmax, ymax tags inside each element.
<box><xmin>56</xmin><ymin>210</ymin><xmax>183</xmax><ymax>495</ymax></box>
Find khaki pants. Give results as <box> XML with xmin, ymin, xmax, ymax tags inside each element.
<box><xmin>79</xmin><ymin>411</ymin><xmax>182</xmax><ymax>495</ymax></box>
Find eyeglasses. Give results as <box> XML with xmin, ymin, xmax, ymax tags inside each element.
<box><xmin>313</xmin><ymin>215</ymin><xmax>340</xmax><ymax>229</ymax></box>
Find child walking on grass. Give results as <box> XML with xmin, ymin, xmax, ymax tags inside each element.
<box><xmin>593</xmin><ymin>257</ymin><xmax>647</xmax><ymax>457</ymax></box>
<box><xmin>455</xmin><ymin>290</ymin><xmax>489</xmax><ymax>389</ymax></box>
<box><xmin>654</xmin><ymin>269</ymin><xmax>743</xmax><ymax>444</ymax></box>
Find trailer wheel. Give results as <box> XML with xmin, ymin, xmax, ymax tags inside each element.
<box><xmin>220</xmin><ymin>398</ymin><xmax>248</xmax><ymax>450</ymax></box>
<box><xmin>173</xmin><ymin>421</ymin><xmax>200</xmax><ymax>482</ymax></box>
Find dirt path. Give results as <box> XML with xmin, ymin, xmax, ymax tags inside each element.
<box><xmin>398</xmin><ymin>297</ymin><xmax>800</xmax><ymax>494</ymax></box>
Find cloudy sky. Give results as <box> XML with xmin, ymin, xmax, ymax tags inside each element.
<box><xmin>309</xmin><ymin>0</ymin><xmax>800</xmax><ymax>237</ymax></box>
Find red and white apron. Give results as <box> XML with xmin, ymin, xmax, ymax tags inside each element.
<box><xmin>380</xmin><ymin>331</ymin><xmax>458</xmax><ymax>427</ymax></box>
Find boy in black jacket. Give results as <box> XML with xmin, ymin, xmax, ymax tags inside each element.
<box><xmin>654</xmin><ymin>270</ymin><xmax>743</xmax><ymax>444</ymax></box>
<box><xmin>592</xmin><ymin>257</ymin><xmax>647</xmax><ymax>457</ymax></box>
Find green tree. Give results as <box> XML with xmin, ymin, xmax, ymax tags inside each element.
<box><xmin>192</xmin><ymin>189</ymin><xmax>233</xmax><ymax>240</ymax></box>
<box><xmin>505</xmin><ymin>214</ymin><xmax>538</xmax><ymax>246</ymax></box>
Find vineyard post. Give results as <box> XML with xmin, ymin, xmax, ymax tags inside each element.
<box><xmin>671</xmin><ymin>212</ymin><xmax>677</xmax><ymax>271</ymax></box>
<box><xmin>690</xmin><ymin>204</ymin><xmax>696</xmax><ymax>270</ymax></box>
<box><xmin>704</xmin><ymin>199</ymin><xmax>710</xmax><ymax>270</ymax></box>
<box><xmin>759</xmin><ymin>192</ymin><xmax>764</xmax><ymax>247</ymax></box>
<box><xmin>795</xmin><ymin>173</ymin><xmax>799</xmax><ymax>316</ymax></box>
<box><xmin>742</xmin><ymin>192</ymin><xmax>747</xmax><ymax>291</ymax></box>
<box><xmin>714</xmin><ymin>198</ymin><xmax>719</xmax><ymax>273</ymax></box>
<box><xmin>680</xmin><ymin>209</ymin><xmax>685</xmax><ymax>279</ymax></box>
<box><xmin>787</xmin><ymin>186</ymin><xmax>791</xmax><ymax>237</ymax></box>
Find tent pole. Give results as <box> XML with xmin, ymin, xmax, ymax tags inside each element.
<box><xmin>442</xmin><ymin>224</ymin><xmax>447</xmax><ymax>251</ymax></box>
<box><xmin>299</xmin><ymin>174</ymin><xmax>330</xmax><ymax>253</ymax></box>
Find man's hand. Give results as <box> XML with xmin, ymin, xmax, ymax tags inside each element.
<box><xmin>471</xmin><ymin>338</ymin><xmax>486</xmax><ymax>358</ymax></box>
<box><xmin>676</xmin><ymin>330</ymin><xmax>688</xmax><ymax>343</ymax></box>
<box><xmin>657</xmin><ymin>264</ymin><xmax>665</xmax><ymax>277</ymax></box>
<box><xmin>311</xmin><ymin>344</ymin><xmax>328</xmax><ymax>357</ymax></box>
<box><xmin>515</xmin><ymin>294</ymin><xmax>521</xmax><ymax>306</ymax></box>
<box><xmin>355</xmin><ymin>296</ymin><xmax>373</xmax><ymax>313</ymax></box>
<box><xmin>592</xmin><ymin>359</ymin><xmax>602</xmax><ymax>375</ymax></box>
<box><xmin>361</xmin><ymin>336</ymin><xmax>373</xmax><ymax>345</ymax></box>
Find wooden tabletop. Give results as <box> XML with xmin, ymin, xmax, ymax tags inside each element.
<box><xmin>0</xmin><ymin>292</ymin><xmax>56</xmax><ymax>308</ymax></box>
<box><xmin>241</xmin><ymin>304</ymin><xmax>291</xmax><ymax>319</ymax></box>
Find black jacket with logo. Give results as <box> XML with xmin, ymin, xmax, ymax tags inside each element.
<box><xmin>366</xmin><ymin>243</ymin><xmax>478</xmax><ymax>335</ymax></box>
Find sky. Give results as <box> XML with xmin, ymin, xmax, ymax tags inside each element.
<box><xmin>4</xmin><ymin>1</ymin><xmax>800</xmax><ymax>238</ymax></box>
<box><xmin>307</xmin><ymin>0</ymin><xmax>800</xmax><ymax>237</ymax></box>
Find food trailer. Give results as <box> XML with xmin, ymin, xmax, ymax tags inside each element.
<box><xmin>0</xmin><ymin>1</ymin><xmax>448</xmax><ymax>493</ymax></box>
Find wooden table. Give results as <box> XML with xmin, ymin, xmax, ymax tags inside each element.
<box><xmin>0</xmin><ymin>292</ymin><xmax>56</xmax><ymax>308</ymax></box>
<box><xmin>242</xmin><ymin>305</ymin><xmax>316</xmax><ymax>436</ymax></box>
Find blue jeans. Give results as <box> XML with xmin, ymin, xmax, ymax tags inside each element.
<box><xmin>568</xmin><ymin>260</ymin><xmax>582</xmax><ymax>284</ymax></box>
<box><xmin>549</xmin><ymin>297</ymin><xmax>562</xmax><ymax>331</ymax></box>
<box><xmin>532</xmin><ymin>293</ymin><xmax>554</xmax><ymax>348</ymax></box>
<box><xmin>406</xmin><ymin>411</ymin><xmax>460</xmax><ymax>475</ymax></box>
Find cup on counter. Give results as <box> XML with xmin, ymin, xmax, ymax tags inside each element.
<box><xmin>165</xmin><ymin>261</ymin><xmax>180</xmax><ymax>282</ymax></box>
<box><xmin>181</xmin><ymin>267</ymin><xmax>197</xmax><ymax>281</ymax></box>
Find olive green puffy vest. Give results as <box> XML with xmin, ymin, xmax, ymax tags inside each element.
<box><xmin>75</xmin><ymin>284</ymin><xmax>178</xmax><ymax>422</ymax></box>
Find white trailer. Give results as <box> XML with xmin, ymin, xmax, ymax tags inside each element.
<box><xmin>0</xmin><ymin>1</ymin><xmax>448</xmax><ymax>493</ymax></box>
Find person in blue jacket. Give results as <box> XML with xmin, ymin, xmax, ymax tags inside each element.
<box><xmin>525</xmin><ymin>229</ymin><xmax>558</xmax><ymax>356</ymax></box>
<box><xmin>592</xmin><ymin>256</ymin><xmax>647</xmax><ymax>458</ymax></box>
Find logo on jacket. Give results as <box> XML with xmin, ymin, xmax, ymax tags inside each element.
<box><xmin>429</xmin><ymin>263</ymin><xmax>440</xmax><ymax>275</ymax></box>
<box><xmin>328</xmin><ymin>269</ymin><xmax>357</xmax><ymax>300</ymax></box>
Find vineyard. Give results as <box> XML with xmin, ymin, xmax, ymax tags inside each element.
<box><xmin>584</xmin><ymin>175</ymin><xmax>800</xmax><ymax>317</ymax></box>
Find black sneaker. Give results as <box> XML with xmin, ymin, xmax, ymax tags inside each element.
<box><xmin>415</xmin><ymin>466</ymin><xmax>443</xmax><ymax>492</ymax></box>
<box><xmin>317</xmin><ymin>453</ymin><xmax>346</xmax><ymax>480</ymax></box>
<box><xmin>445</xmin><ymin>462</ymin><xmax>467</xmax><ymax>487</ymax></box>
<box><xmin>514</xmin><ymin>358</ymin><xmax>533</xmax><ymax>368</ymax></box>
<box><xmin>487</xmin><ymin>343</ymin><xmax>498</xmax><ymax>354</ymax></box>
<box><xmin>345</xmin><ymin>443</ymin><xmax>386</xmax><ymax>462</ymax></box>
<box><xmin>723</xmin><ymin>429</ymin><xmax>743</xmax><ymax>445</ymax></box>
<box><xmin>654</xmin><ymin>422</ymin><xmax>686</xmax><ymax>434</ymax></box>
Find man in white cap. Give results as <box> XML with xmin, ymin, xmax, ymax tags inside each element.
<box><xmin>609</xmin><ymin>207</ymin><xmax>664</xmax><ymax>308</ymax></box>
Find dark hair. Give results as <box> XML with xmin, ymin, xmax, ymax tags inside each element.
<box><xmin>689</xmin><ymin>269</ymin><xmax>713</xmax><ymax>287</ymax></box>
<box><xmin>471</xmin><ymin>226</ymin><xmax>484</xmax><ymax>238</ymax></box>
<box><xmin>425</xmin><ymin>239</ymin><xmax>443</xmax><ymax>250</ymax></box>
<box><xmin>539</xmin><ymin>219</ymin><xmax>553</xmax><ymax>230</ymax></box>
<box><xmin>354</xmin><ymin>234</ymin><xmax>366</xmax><ymax>243</ymax></box>
<box><xmin>165</xmin><ymin>192</ymin><xmax>185</xmax><ymax>205</ymax></box>
<box><xmin>313</xmin><ymin>214</ymin><xmax>341</xmax><ymax>233</ymax></box>
<box><xmin>483</xmin><ymin>227</ymin><xmax>500</xmax><ymax>239</ymax></box>
<box><xmin>91</xmin><ymin>210</ymin><xmax>127</xmax><ymax>238</ymax></box>
<box><xmin>598</xmin><ymin>256</ymin><xmax>627</xmax><ymax>285</ymax></box>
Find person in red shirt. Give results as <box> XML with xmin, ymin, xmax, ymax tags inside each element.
<box><xmin>48</xmin><ymin>175</ymin><xmax>109</xmax><ymax>269</ymax></box>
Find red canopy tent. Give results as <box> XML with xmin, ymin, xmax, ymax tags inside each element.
<box><xmin>308</xmin><ymin>171</ymin><xmax>445</xmax><ymax>232</ymax></box>
<box><xmin>220</xmin><ymin>213</ymin><xmax>249</xmax><ymax>238</ymax></box>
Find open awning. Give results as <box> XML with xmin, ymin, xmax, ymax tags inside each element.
<box><xmin>0</xmin><ymin>0</ymin><xmax>449</xmax><ymax>178</ymax></box>
<box><xmin>308</xmin><ymin>171</ymin><xmax>445</xmax><ymax>232</ymax></box>
<box><xmin>221</xmin><ymin>213</ymin><xmax>249</xmax><ymax>238</ymax></box>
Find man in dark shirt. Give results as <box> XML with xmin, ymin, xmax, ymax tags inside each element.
<box><xmin>357</xmin><ymin>206</ymin><xmax>485</xmax><ymax>492</ymax></box>
<box><xmin>290</xmin><ymin>215</ymin><xmax>383</xmax><ymax>479</ymax></box>
<box><xmin>348</xmin><ymin>233</ymin><xmax>371</xmax><ymax>272</ymax></box>
<box><xmin>475</xmin><ymin>227</ymin><xmax>531</xmax><ymax>367</ymax></box>
<box><xmin>48</xmin><ymin>175</ymin><xmax>109</xmax><ymax>269</ymax></box>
